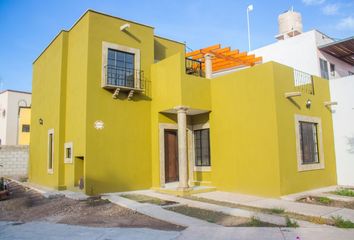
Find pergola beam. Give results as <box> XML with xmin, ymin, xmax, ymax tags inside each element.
<box><xmin>186</xmin><ymin>43</ymin><xmax>262</xmax><ymax>73</ymax></box>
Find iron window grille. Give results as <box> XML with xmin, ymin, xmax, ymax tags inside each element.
<box><xmin>185</xmin><ymin>58</ymin><xmax>204</xmax><ymax>77</ymax></box>
<box><xmin>194</xmin><ymin>129</ymin><xmax>211</xmax><ymax>166</ymax></box>
<box><xmin>299</xmin><ymin>121</ymin><xmax>320</xmax><ymax>164</ymax></box>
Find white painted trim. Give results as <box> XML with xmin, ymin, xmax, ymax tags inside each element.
<box><xmin>101</xmin><ymin>41</ymin><xmax>141</xmax><ymax>88</ymax></box>
<box><xmin>47</xmin><ymin>129</ymin><xmax>54</xmax><ymax>174</ymax></box>
<box><xmin>294</xmin><ymin>114</ymin><xmax>325</xmax><ymax>172</ymax></box>
<box><xmin>194</xmin><ymin>166</ymin><xmax>211</xmax><ymax>172</ymax></box>
<box><xmin>158</xmin><ymin>123</ymin><xmax>193</xmax><ymax>187</ymax></box>
<box><xmin>64</xmin><ymin>142</ymin><xmax>73</xmax><ymax>164</ymax></box>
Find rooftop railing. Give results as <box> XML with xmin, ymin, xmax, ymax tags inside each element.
<box><xmin>185</xmin><ymin>58</ymin><xmax>204</xmax><ymax>77</ymax></box>
<box><xmin>294</xmin><ymin>69</ymin><xmax>314</xmax><ymax>95</ymax></box>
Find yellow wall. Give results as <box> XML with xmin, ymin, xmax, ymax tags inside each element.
<box><xmin>273</xmin><ymin>63</ymin><xmax>337</xmax><ymax>195</ymax></box>
<box><xmin>210</xmin><ymin>63</ymin><xmax>282</xmax><ymax>197</ymax></box>
<box><xmin>30</xmin><ymin>30</ymin><xmax>68</xmax><ymax>189</ymax></box>
<box><xmin>18</xmin><ymin>107</ymin><xmax>31</xmax><ymax>145</ymax></box>
<box><xmin>84</xmin><ymin>11</ymin><xmax>154</xmax><ymax>195</ymax></box>
<box><xmin>30</xmin><ymin>10</ymin><xmax>337</xmax><ymax>197</ymax></box>
<box><xmin>154</xmin><ymin>36</ymin><xmax>185</xmax><ymax>62</ymax></box>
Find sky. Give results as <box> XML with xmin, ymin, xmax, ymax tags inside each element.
<box><xmin>0</xmin><ymin>0</ymin><xmax>353</xmax><ymax>92</ymax></box>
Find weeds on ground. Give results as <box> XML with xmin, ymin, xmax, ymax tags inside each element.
<box><xmin>318</xmin><ymin>197</ymin><xmax>332</xmax><ymax>204</ymax></box>
<box><xmin>268</xmin><ymin>208</ymin><xmax>285</xmax><ymax>214</ymax></box>
<box><xmin>248</xmin><ymin>216</ymin><xmax>262</xmax><ymax>226</ymax></box>
<box><xmin>331</xmin><ymin>216</ymin><xmax>354</xmax><ymax>228</ymax></box>
<box><xmin>335</xmin><ymin>188</ymin><xmax>354</xmax><ymax>197</ymax></box>
<box><xmin>285</xmin><ymin>216</ymin><xmax>299</xmax><ymax>228</ymax></box>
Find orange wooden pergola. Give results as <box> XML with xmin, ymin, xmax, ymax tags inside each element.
<box><xmin>185</xmin><ymin>44</ymin><xmax>262</xmax><ymax>72</ymax></box>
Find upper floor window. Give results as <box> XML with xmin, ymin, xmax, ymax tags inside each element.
<box><xmin>194</xmin><ymin>129</ymin><xmax>211</xmax><ymax>167</ymax></box>
<box><xmin>319</xmin><ymin>58</ymin><xmax>329</xmax><ymax>80</ymax></box>
<box><xmin>107</xmin><ymin>49</ymin><xmax>135</xmax><ymax>88</ymax></box>
<box><xmin>330</xmin><ymin>63</ymin><xmax>335</xmax><ymax>77</ymax></box>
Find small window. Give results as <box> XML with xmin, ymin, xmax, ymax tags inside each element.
<box><xmin>330</xmin><ymin>63</ymin><xmax>335</xmax><ymax>77</ymax></box>
<box><xmin>48</xmin><ymin>129</ymin><xmax>54</xmax><ymax>174</ymax></box>
<box><xmin>107</xmin><ymin>49</ymin><xmax>135</xmax><ymax>88</ymax></box>
<box><xmin>319</xmin><ymin>58</ymin><xmax>329</xmax><ymax>80</ymax></box>
<box><xmin>194</xmin><ymin>129</ymin><xmax>211</xmax><ymax>166</ymax></box>
<box><xmin>299</xmin><ymin>122</ymin><xmax>320</xmax><ymax>164</ymax></box>
<box><xmin>22</xmin><ymin>124</ymin><xmax>30</xmax><ymax>132</ymax></box>
<box><xmin>64</xmin><ymin>142</ymin><xmax>73</xmax><ymax>164</ymax></box>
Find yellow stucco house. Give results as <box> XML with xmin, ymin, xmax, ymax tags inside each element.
<box><xmin>29</xmin><ymin>10</ymin><xmax>337</xmax><ymax>197</ymax></box>
<box><xmin>18</xmin><ymin>106</ymin><xmax>31</xmax><ymax>145</ymax></box>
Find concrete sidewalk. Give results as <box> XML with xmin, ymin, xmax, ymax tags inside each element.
<box><xmin>136</xmin><ymin>190</ymin><xmax>321</xmax><ymax>227</ymax></box>
<box><xmin>196</xmin><ymin>191</ymin><xmax>354</xmax><ymax>221</ymax></box>
<box><xmin>2</xmin><ymin>221</ymin><xmax>354</xmax><ymax>240</ymax></box>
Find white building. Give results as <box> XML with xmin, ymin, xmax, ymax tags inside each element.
<box><xmin>251</xmin><ymin>9</ymin><xmax>354</xmax><ymax>186</ymax></box>
<box><xmin>251</xmin><ymin>11</ymin><xmax>353</xmax><ymax>79</ymax></box>
<box><xmin>0</xmin><ymin>90</ymin><xmax>32</xmax><ymax>145</ymax></box>
<box><xmin>330</xmin><ymin>76</ymin><xmax>354</xmax><ymax>186</ymax></box>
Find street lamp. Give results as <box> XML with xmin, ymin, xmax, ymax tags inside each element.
<box><xmin>247</xmin><ymin>4</ymin><xmax>254</xmax><ymax>52</ymax></box>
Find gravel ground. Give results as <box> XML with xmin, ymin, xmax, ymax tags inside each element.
<box><xmin>0</xmin><ymin>181</ymin><xmax>184</xmax><ymax>231</ymax></box>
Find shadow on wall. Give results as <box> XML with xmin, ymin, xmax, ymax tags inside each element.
<box><xmin>347</xmin><ymin>136</ymin><xmax>354</xmax><ymax>154</ymax></box>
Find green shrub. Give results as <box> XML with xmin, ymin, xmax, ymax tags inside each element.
<box><xmin>249</xmin><ymin>216</ymin><xmax>262</xmax><ymax>227</ymax></box>
<box><xmin>285</xmin><ymin>216</ymin><xmax>299</xmax><ymax>228</ymax></box>
<box><xmin>332</xmin><ymin>216</ymin><xmax>354</xmax><ymax>228</ymax></box>
<box><xmin>335</xmin><ymin>188</ymin><xmax>354</xmax><ymax>197</ymax></box>
<box><xmin>318</xmin><ymin>197</ymin><xmax>332</xmax><ymax>204</ymax></box>
<box><xmin>269</xmin><ymin>208</ymin><xmax>285</xmax><ymax>214</ymax></box>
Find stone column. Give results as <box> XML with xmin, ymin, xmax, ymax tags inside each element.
<box><xmin>204</xmin><ymin>53</ymin><xmax>214</xmax><ymax>79</ymax></box>
<box><xmin>174</xmin><ymin>106</ymin><xmax>189</xmax><ymax>190</ymax></box>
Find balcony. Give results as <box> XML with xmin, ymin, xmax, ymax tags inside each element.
<box><xmin>103</xmin><ymin>65</ymin><xmax>146</xmax><ymax>99</ymax></box>
<box><xmin>185</xmin><ymin>58</ymin><xmax>204</xmax><ymax>77</ymax></box>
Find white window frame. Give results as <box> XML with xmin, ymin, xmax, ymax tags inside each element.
<box><xmin>294</xmin><ymin>115</ymin><xmax>325</xmax><ymax>172</ymax></box>
<box><xmin>47</xmin><ymin>129</ymin><xmax>54</xmax><ymax>174</ymax></box>
<box><xmin>64</xmin><ymin>142</ymin><xmax>73</xmax><ymax>164</ymax></box>
<box><xmin>101</xmin><ymin>41</ymin><xmax>141</xmax><ymax>89</ymax></box>
<box><xmin>192</xmin><ymin>123</ymin><xmax>211</xmax><ymax>172</ymax></box>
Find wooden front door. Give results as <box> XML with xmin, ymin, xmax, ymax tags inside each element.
<box><xmin>164</xmin><ymin>130</ymin><xmax>179</xmax><ymax>183</ymax></box>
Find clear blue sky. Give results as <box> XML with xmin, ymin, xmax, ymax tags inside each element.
<box><xmin>0</xmin><ymin>0</ymin><xmax>353</xmax><ymax>92</ymax></box>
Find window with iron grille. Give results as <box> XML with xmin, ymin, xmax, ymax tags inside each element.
<box><xmin>299</xmin><ymin>121</ymin><xmax>319</xmax><ymax>164</ymax></box>
<box><xmin>107</xmin><ymin>49</ymin><xmax>135</xmax><ymax>88</ymax></box>
<box><xmin>22</xmin><ymin>124</ymin><xmax>30</xmax><ymax>132</ymax></box>
<box><xmin>194</xmin><ymin>129</ymin><xmax>210</xmax><ymax>166</ymax></box>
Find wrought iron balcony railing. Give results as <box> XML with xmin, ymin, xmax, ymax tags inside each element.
<box><xmin>294</xmin><ymin>69</ymin><xmax>315</xmax><ymax>95</ymax></box>
<box><xmin>185</xmin><ymin>58</ymin><xmax>204</xmax><ymax>77</ymax></box>
<box><xmin>104</xmin><ymin>65</ymin><xmax>145</xmax><ymax>90</ymax></box>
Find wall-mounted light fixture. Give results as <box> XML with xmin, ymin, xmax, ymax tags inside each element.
<box><xmin>306</xmin><ymin>99</ymin><xmax>311</xmax><ymax>109</ymax></box>
<box><xmin>39</xmin><ymin>118</ymin><xmax>43</xmax><ymax>125</ymax></box>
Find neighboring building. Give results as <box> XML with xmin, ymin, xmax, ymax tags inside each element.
<box><xmin>252</xmin><ymin>9</ymin><xmax>354</xmax><ymax>187</ymax></box>
<box><xmin>18</xmin><ymin>107</ymin><xmax>31</xmax><ymax>145</ymax></box>
<box><xmin>330</xmin><ymin>75</ymin><xmax>354</xmax><ymax>186</ymax></box>
<box><xmin>29</xmin><ymin>10</ymin><xmax>337</xmax><ymax>197</ymax></box>
<box><xmin>0</xmin><ymin>90</ymin><xmax>31</xmax><ymax>145</ymax></box>
<box><xmin>251</xmin><ymin>10</ymin><xmax>353</xmax><ymax>80</ymax></box>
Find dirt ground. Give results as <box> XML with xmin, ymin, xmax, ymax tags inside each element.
<box><xmin>0</xmin><ymin>181</ymin><xmax>184</xmax><ymax>231</ymax></box>
<box><xmin>298</xmin><ymin>196</ymin><xmax>354</xmax><ymax>210</ymax></box>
